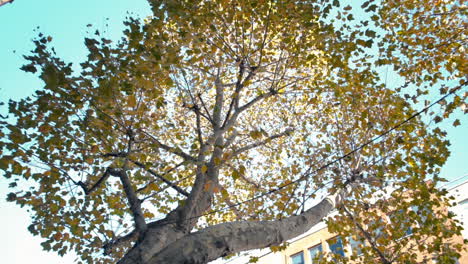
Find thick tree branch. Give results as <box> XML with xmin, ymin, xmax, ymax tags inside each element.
<box><xmin>116</xmin><ymin>213</ymin><xmax>187</xmax><ymax>264</ymax></box>
<box><xmin>232</xmin><ymin>59</ymin><xmax>245</xmax><ymax>109</ymax></box>
<box><xmin>147</xmin><ymin>196</ymin><xmax>336</xmax><ymax>264</ymax></box>
<box><xmin>177</xmin><ymin>130</ymin><xmax>226</xmax><ymax>235</ymax></box>
<box><xmin>195</xmin><ymin>105</ymin><xmax>205</xmax><ymax>145</ymax></box>
<box><xmin>223</xmin><ymin>129</ymin><xmax>239</xmax><ymax>149</ymax></box>
<box><xmin>174</xmin><ymin>67</ymin><xmax>231</xmax><ymax>229</ymax></box>
<box><xmin>213</xmin><ymin>71</ymin><xmax>224</xmax><ymax>129</ymax></box>
<box><xmin>223</xmin><ymin>60</ymin><xmax>258</xmax><ymax>128</ymax></box>
<box><xmin>112</xmin><ymin>167</ymin><xmax>148</xmax><ymax>236</ymax></box>
<box><xmin>177</xmin><ymin>164</ymin><xmax>219</xmax><ymax>230</ymax></box>
<box><xmin>118</xmin><ymin>164</ymin><xmax>351</xmax><ymax>264</ymax></box>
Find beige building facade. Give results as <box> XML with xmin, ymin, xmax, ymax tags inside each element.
<box><xmin>221</xmin><ymin>176</ymin><xmax>468</xmax><ymax>264</ymax></box>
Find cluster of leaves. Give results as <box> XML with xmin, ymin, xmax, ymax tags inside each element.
<box><xmin>325</xmin><ymin>180</ymin><xmax>465</xmax><ymax>263</ymax></box>
<box><xmin>0</xmin><ymin>0</ymin><xmax>466</xmax><ymax>263</ymax></box>
<box><xmin>377</xmin><ymin>0</ymin><xmax>467</xmax><ymax>122</ymax></box>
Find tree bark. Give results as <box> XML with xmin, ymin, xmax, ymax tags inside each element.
<box><xmin>116</xmin><ymin>214</ymin><xmax>186</xmax><ymax>264</ymax></box>
<box><xmin>119</xmin><ymin>196</ymin><xmax>335</xmax><ymax>264</ymax></box>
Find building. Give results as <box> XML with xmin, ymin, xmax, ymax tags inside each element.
<box><xmin>221</xmin><ymin>176</ymin><xmax>468</xmax><ymax>264</ymax></box>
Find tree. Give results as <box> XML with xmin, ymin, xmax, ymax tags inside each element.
<box><xmin>0</xmin><ymin>0</ymin><xmax>14</xmax><ymax>8</ymax></box>
<box><xmin>0</xmin><ymin>0</ymin><xmax>466</xmax><ymax>263</ymax></box>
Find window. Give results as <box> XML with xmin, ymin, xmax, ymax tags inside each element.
<box><xmin>328</xmin><ymin>236</ymin><xmax>345</xmax><ymax>257</ymax></box>
<box><xmin>367</xmin><ymin>219</ymin><xmax>387</xmax><ymax>243</ymax></box>
<box><xmin>290</xmin><ymin>251</ymin><xmax>304</xmax><ymax>264</ymax></box>
<box><xmin>309</xmin><ymin>243</ymin><xmax>322</xmax><ymax>263</ymax></box>
<box><xmin>349</xmin><ymin>236</ymin><xmax>364</xmax><ymax>255</ymax></box>
<box><xmin>409</xmin><ymin>204</ymin><xmax>436</xmax><ymax>227</ymax></box>
<box><xmin>390</xmin><ymin>205</ymin><xmax>422</xmax><ymax>237</ymax></box>
<box><xmin>389</xmin><ymin>209</ymin><xmax>413</xmax><ymax>237</ymax></box>
<box><xmin>405</xmin><ymin>226</ymin><xmax>413</xmax><ymax>236</ymax></box>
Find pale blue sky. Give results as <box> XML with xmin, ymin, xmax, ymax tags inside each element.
<box><xmin>0</xmin><ymin>1</ymin><xmax>466</xmax><ymax>263</ymax></box>
<box><xmin>0</xmin><ymin>1</ymin><xmax>150</xmax><ymax>263</ymax></box>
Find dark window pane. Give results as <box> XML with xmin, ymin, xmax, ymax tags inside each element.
<box><xmin>328</xmin><ymin>236</ymin><xmax>345</xmax><ymax>257</ymax></box>
<box><xmin>405</xmin><ymin>226</ymin><xmax>413</xmax><ymax>236</ymax></box>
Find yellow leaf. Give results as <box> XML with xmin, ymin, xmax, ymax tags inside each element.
<box><xmin>232</xmin><ymin>170</ymin><xmax>239</xmax><ymax>180</ymax></box>
<box><xmin>38</xmin><ymin>124</ymin><xmax>51</xmax><ymax>133</ymax></box>
<box><xmin>128</xmin><ymin>94</ymin><xmax>137</xmax><ymax>108</ymax></box>
<box><xmin>90</xmin><ymin>145</ymin><xmax>99</xmax><ymax>153</ymax></box>
<box><xmin>249</xmin><ymin>130</ymin><xmax>262</xmax><ymax>140</ymax></box>
<box><xmin>53</xmin><ymin>232</ymin><xmax>62</xmax><ymax>241</ymax></box>
<box><xmin>239</xmin><ymin>165</ymin><xmax>246</xmax><ymax>175</ymax></box>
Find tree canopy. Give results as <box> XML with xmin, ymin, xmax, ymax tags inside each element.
<box><xmin>0</xmin><ymin>0</ymin><xmax>466</xmax><ymax>263</ymax></box>
<box><xmin>0</xmin><ymin>0</ymin><xmax>14</xmax><ymax>8</ymax></box>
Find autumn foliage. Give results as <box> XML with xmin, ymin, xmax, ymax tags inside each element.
<box><xmin>0</xmin><ymin>0</ymin><xmax>466</xmax><ymax>263</ymax></box>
